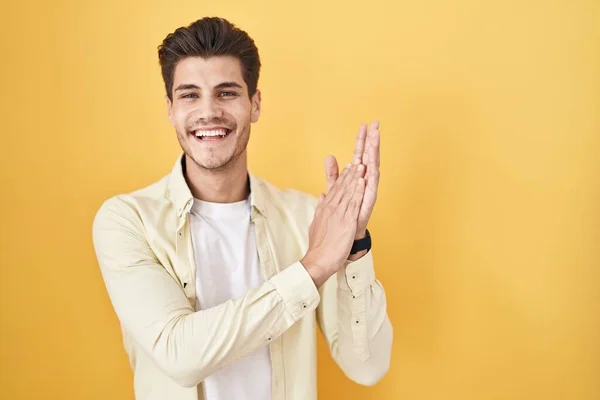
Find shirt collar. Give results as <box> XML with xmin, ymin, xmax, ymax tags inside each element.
<box><xmin>166</xmin><ymin>153</ymin><xmax>268</xmax><ymax>219</ymax></box>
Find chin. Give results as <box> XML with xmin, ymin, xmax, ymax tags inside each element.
<box><xmin>187</xmin><ymin>151</ymin><xmax>237</xmax><ymax>172</ymax></box>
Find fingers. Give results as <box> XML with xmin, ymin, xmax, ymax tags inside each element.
<box><xmin>327</xmin><ymin>163</ymin><xmax>354</xmax><ymax>206</ymax></box>
<box><xmin>345</xmin><ymin>175</ymin><xmax>366</xmax><ymax>219</ymax></box>
<box><xmin>321</xmin><ymin>120</ymin><xmax>378</xmax><ymax>211</ymax></box>
<box><xmin>366</xmin><ymin>121</ymin><xmax>380</xmax><ymax>169</ymax></box>
<box><xmin>352</xmin><ymin>124</ymin><xmax>368</xmax><ymax>165</ymax></box>
<box><xmin>339</xmin><ymin>164</ymin><xmax>365</xmax><ymax>213</ymax></box>
<box><xmin>324</xmin><ymin>155</ymin><xmax>339</xmax><ymax>194</ymax></box>
<box><xmin>323</xmin><ymin>164</ymin><xmax>349</xmax><ymax>206</ymax></box>
<box><xmin>365</xmin><ymin>121</ymin><xmax>380</xmax><ymax>192</ymax></box>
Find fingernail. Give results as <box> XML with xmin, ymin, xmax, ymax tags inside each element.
<box><xmin>346</xmin><ymin>163</ymin><xmax>351</xmax><ymax>168</ymax></box>
<box><xmin>357</xmin><ymin>164</ymin><xmax>364</xmax><ymax>172</ymax></box>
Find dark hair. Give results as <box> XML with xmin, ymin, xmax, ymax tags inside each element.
<box><xmin>158</xmin><ymin>17</ymin><xmax>261</xmax><ymax>101</ymax></box>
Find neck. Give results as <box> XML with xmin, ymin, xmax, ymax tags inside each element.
<box><xmin>184</xmin><ymin>153</ymin><xmax>250</xmax><ymax>203</ymax></box>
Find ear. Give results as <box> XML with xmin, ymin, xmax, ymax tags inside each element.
<box><xmin>250</xmin><ymin>89</ymin><xmax>262</xmax><ymax>123</ymax></box>
<box><xmin>165</xmin><ymin>94</ymin><xmax>175</xmax><ymax>127</ymax></box>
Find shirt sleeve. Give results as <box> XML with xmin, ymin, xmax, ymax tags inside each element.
<box><xmin>92</xmin><ymin>196</ymin><xmax>320</xmax><ymax>388</ymax></box>
<box><xmin>316</xmin><ymin>250</ymin><xmax>393</xmax><ymax>386</ymax></box>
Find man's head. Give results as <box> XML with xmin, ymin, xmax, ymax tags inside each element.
<box><xmin>158</xmin><ymin>17</ymin><xmax>261</xmax><ymax>172</ymax></box>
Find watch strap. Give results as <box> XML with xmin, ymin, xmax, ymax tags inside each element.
<box><xmin>350</xmin><ymin>229</ymin><xmax>371</xmax><ymax>255</ymax></box>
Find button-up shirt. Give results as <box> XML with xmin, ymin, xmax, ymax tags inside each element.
<box><xmin>92</xmin><ymin>154</ymin><xmax>393</xmax><ymax>400</ymax></box>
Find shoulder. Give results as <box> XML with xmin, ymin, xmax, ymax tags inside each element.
<box><xmin>92</xmin><ymin>174</ymin><xmax>171</xmax><ymax>233</ymax></box>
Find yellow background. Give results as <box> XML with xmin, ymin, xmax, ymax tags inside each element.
<box><xmin>1</xmin><ymin>0</ymin><xmax>598</xmax><ymax>399</ymax></box>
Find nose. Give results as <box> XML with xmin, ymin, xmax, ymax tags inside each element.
<box><xmin>196</xmin><ymin>96</ymin><xmax>223</xmax><ymax>122</ymax></box>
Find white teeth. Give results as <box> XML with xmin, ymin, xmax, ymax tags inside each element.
<box><xmin>194</xmin><ymin>129</ymin><xmax>228</xmax><ymax>137</ymax></box>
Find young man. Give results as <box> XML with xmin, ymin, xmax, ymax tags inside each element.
<box><xmin>92</xmin><ymin>17</ymin><xmax>392</xmax><ymax>400</ymax></box>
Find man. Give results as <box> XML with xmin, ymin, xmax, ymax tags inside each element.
<box><xmin>92</xmin><ymin>17</ymin><xmax>393</xmax><ymax>400</ymax></box>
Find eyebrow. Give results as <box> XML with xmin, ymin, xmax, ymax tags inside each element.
<box><xmin>174</xmin><ymin>82</ymin><xmax>244</xmax><ymax>92</ymax></box>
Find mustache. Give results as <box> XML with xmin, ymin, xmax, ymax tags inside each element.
<box><xmin>186</xmin><ymin>118</ymin><xmax>235</xmax><ymax>131</ymax></box>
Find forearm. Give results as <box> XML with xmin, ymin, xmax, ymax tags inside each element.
<box><xmin>157</xmin><ymin>262</ymin><xmax>318</xmax><ymax>386</ymax></box>
<box><xmin>334</xmin><ymin>270</ymin><xmax>393</xmax><ymax>385</ymax></box>
<box><xmin>104</xmin><ymin>261</ymin><xmax>319</xmax><ymax>387</ymax></box>
<box><xmin>317</xmin><ymin>251</ymin><xmax>393</xmax><ymax>386</ymax></box>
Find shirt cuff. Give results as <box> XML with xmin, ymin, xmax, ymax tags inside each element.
<box><xmin>337</xmin><ymin>250</ymin><xmax>376</xmax><ymax>295</ymax></box>
<box><xmin>270</xmin><ymin>261</ymin><xmax>320</xmax><ymax>321</ymax></box>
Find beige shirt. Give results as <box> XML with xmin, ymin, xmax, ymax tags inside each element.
<box><xmin>92</xmin><ymin>155</ymin><xmax>393</xmax><ymax>400</ymax></box>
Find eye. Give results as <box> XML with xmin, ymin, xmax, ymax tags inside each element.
<box><xmin>180</xmin><ymin>93</ymin><xmax>198</xmax><ymax>99</ymax></box>
<box><xmin>219</xmin><ymin>91</ymin><xmax>238</xmax><ymax>98</ymax></box>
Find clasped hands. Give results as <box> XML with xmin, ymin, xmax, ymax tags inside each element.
<box><xmin>300</xmin><ymin>122</ymin><xmax>381</xmax><ymax>287</ymax></box>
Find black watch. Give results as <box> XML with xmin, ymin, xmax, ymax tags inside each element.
<box><xmin>350</xmin><ymin>229</ymin><xmax>371</xmax><ymax>255</ymax></box>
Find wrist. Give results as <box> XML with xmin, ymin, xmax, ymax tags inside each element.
<box><xmin>349</xmin><ymin>228</ymin><xmax>371</xmax><ymax>260</ymax></box>
<box><xmin>299</xmin><ymin>254</ymin><xmax>333</xmax><ymax>288</ymax></box>
<box><xmin>347</xmin><ymin>249</ymin><xmax>367</xmax><ymax>261</ymax></box>
<box><xmin>354</xmin><ymin>229</ymin><xmax>367</xmax><ymax>240</ymax></box>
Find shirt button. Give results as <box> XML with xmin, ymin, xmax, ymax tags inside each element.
<box><xmin>302</xmin><ymin>303</ymin><xmax>308</xmax><ymax>309</ymax></box>
<box><xmin>351</xmin><ymin>274</ymin><xmax>358</xmax><ymax>280</ymax></box>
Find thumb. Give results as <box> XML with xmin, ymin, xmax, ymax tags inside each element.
<box><xmin>324</xmin><ymin>155</ymin><xmax>339</xmax><ymax>194</ymax></box>
<box><xmin>318</xmin><ymin>193</ymin><xmax>325</xmax><ymax>204</ymax></box>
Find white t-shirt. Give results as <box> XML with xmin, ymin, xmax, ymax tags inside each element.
<box><xmin>189</xmin><ymin>195</ymin><xmax>272</xmax><ymax>400</ymax></box>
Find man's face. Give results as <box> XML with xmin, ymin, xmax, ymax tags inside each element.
<box><xmin>167</xmin><ymin>56</ymin><xmax>261</xmax><ymax>171</ymax></box>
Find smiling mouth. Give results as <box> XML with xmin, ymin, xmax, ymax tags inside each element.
<box><xmin>191</xmin><ymin>128</ymin><xmax>233</xmax><ymax>141</ymax></box>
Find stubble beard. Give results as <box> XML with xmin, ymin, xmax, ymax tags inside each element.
<box><xmin>177</xmin><ymin>125</ymin><xmax>250</xmax><ymax>173</ymax></box>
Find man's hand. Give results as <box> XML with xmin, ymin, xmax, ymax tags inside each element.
<box><xmin>325</xmin><ymin>121</ymin><xmax>381</xmax><ymax>240</ymax></box>
<box><xmin>301</xmin><ymin>164</ymin><xmax>366</xmax><ymax>288</ymax></box>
